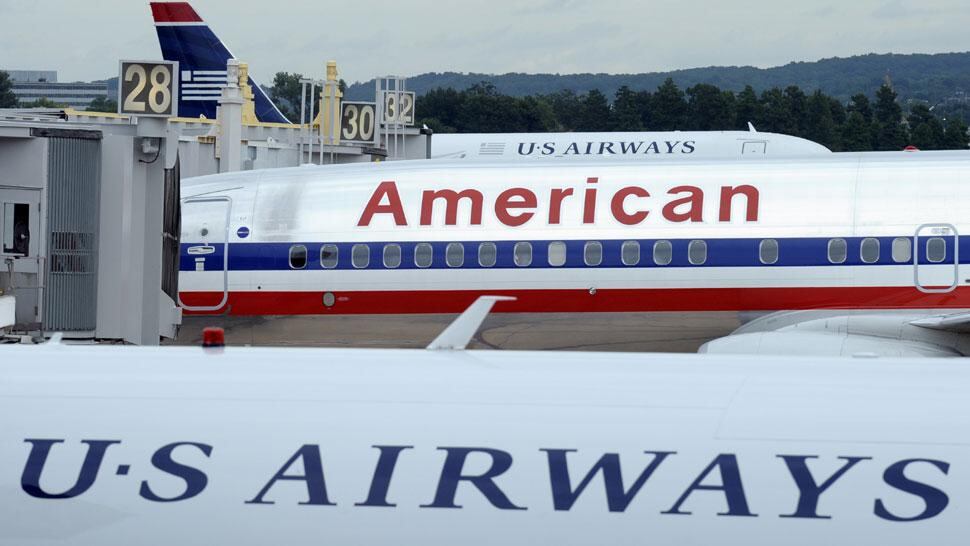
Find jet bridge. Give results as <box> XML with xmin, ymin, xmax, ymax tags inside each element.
<box><xmin>0</xmin><ymin>111</ymin><xmax>181</xmax><ymax>345</ymax></box>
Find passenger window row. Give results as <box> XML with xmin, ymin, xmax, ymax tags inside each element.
<box><xmin>288</xmin><ymin>238</ymin><xmax>950</xmax><ymax>269</ymax></box>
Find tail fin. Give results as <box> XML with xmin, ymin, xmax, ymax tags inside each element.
<box><xmin>150</xmin><ymin>2</ymin><xmax>291</xmax><ymax>124</ymax></box>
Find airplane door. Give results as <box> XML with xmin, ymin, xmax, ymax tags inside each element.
<box><xmin>915</xmin><ymin>224</ymin><xmax>959</xmax><ymax>294</ymax></box>
<box><xmin>179</xmin><ymin>197</ymin><xmax>231</xmax><ymax>311</ymax></box>
<box><xmin>741</xmin><ymin>141</ymin><xmax>767</xmax><ymax>155</ymax></box>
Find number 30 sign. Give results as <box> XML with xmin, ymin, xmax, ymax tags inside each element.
<box><xmin>118</xmin><ymin>61</ymin><xmax>179</xmax><ymax>118</ymax></box>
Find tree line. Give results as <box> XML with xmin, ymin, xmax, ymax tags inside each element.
<box><xmin>416</xmin><ymin>79</ymin><xmax>970</xmax><ymax>152</ymax></box>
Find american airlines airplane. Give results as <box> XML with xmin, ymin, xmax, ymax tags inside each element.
<box><xmin>0</xmin><ymin>325</ymin><xmax>965</xmax><ymax>545</ymax></box>
<box><xmin>177</xmin><ymin>151</ymin><xmax>970</xmax><ymax>355</ymax></box>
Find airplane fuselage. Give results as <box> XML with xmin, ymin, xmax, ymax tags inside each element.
<box><xmin>175</xmin><ymin>152</ymin><xmax>970</xmax><ymax>349</ymax></box>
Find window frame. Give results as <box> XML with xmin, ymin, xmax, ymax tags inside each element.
<box><xmin>828</xmin><ymin>238</ymin><xmax>848</xmax><ymax>264</ymax></box>
<box><xmin>860</xmin><ymin>238</ymin><xmax>880</xmax><ymax>264</ymax></box>
<box><xmin>351</xmin><ymin>244</ymin><xmax>370</xmax><ymax>269</ymax></box>
<box><xmin>514</xmin><ymin>242</ymin><xmax>533</xmax><ymax>267</ymax></box>
<box><xmin>584</xmin><ymin>241</ymin><xmax>603</xmax><ymax>267</ymax></box>
<box><xmin>414</xmin><ymin>242</ymin><xmax>434</xmax><ymax>269</ymax></box>
<box><xmin>653</xmin><ymin>240</ymin><xmax>673</xmax><ymax>266</ymax></box>
<box><xmin>446</xmin><ymin>242</ymin><xmax>465</xmax><ymax>268</ymax></box>
<box><xmin>688</xmin><ymin>240</ymin><xmax>708</xmax><ymax>266</ymax></box>
<box><xmin>478</xmin><ymin>242</ymin><xmax>497</xmax><ymax>268</ymax></box>
<box><xmin>320</xmin><ymin>244</ymin><xmax>339</xmax><ymax>269</ymax></box>
<box><xmin>926</xmin><ymin>237</ymin><xmax>947</xmax><ymax>264</ymax></box>
<box><xmin>289</xmin><ymin>244</ymin><xmax>308</xmax><ymax>270</ymax></box>
<box><xmin>621</xmin><ymin>241</ymin><xmax>640</xmax><ymax>267</ymax></box>
<box><xmin>383</xmin><ymin>243</ymin><xmax>402</xmax><ymax>269</ymax></box>
<box><xmin>548</xmin><ymin>241</ymin><xmax>567</xmax><ymax>267</ymax></box>
<box><xmin>891</xmin><ymin>237</ymin><xmax>912</xmax><ymax>264</ymax></box>
<box><xmin>759</xmin><ymin>239</ymin><xmax>779</xmax><ymax>265</ymax></box>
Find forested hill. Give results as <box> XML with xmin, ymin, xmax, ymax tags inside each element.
<box><xmin>344</xmin><ymin>52</ymin><xmax>970</xmax><ymax>103</ymax></box>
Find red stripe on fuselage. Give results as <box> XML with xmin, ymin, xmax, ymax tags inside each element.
<box><xmin>150</xmin><ymin>2</ymin><xmax>203</xmax><ymax>23</ymax></box>
<box><xmin>179</xmin><ymin>286</ymin><xmax>970</xmax><ymax>316</ymax></box>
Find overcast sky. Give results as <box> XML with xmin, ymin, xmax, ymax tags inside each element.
<box><xmin>1</xmin><ymin>0</ymin><xmax>969</xmax><ymax>85</ymax></box>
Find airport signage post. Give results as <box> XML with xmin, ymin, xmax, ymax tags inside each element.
<box><xmin>381</xmin><ymin>91</ymin><xmax>416</xmax><ymax>126</ymax></box>
<box><xmin>340</xmin><ymin>102</ymin><xmax>377</xmax><ymax>144</ymax></box>
<box><xmin>118</xmin><ymin>60</ymin><xmax>179</xmax><ymax>118</ymax></box>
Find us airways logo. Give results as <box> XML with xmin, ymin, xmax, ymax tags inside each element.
<box><xmin>515</xmin><ymin>140</ymin><xmax>697</xmax><ymax>157</ymax></box>
<box><xmin>180</xmin><ymin>70</ymin><xmax>229</xmax><ymax>102</ymax></box>
<box><xmin>357</xmin><ymin>178</ymin><xmax>760</xmax><ymax>228</ymax></box>
<box><xmin>17</xmin><ymin>439</ymin><xmax>949</xmax><ymax>522</ymax></box>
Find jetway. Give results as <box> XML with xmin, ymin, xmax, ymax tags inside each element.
<box><xmin>0</xmin><ymin>113</ymin><xmax>181</xmax><ymax>345</ymax></box>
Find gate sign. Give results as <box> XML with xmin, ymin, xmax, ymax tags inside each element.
<box><xmin>341</xmin><ymin>102</ymin><xmax>377</xmax><ymax>143</ymax></box>
<box><xmin>382</xmin><ymin>91</ymin><xmax>416</xmax><ymax>125</ymax></box>
<box><xmin>118</xmin><ymin>60</ymin><xmax>179</xmax><ymax>118</ymax></box>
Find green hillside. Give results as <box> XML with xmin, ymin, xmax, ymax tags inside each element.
<box><xmin>344</xmin><ymin>52</ymin><xmax>970</xmax><ymax>105</ymax></box>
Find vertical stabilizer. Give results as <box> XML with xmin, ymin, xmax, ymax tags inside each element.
<box><xmin>150</xmin><ymin>2</ymin><xmax>291</xmax><ymax>124</ymax></box>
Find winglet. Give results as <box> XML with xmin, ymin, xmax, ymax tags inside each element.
<box><xmin>911</xmin><ymin>312</ymin><xmax>970</xmax><ymax>332</ymax></box>
<box><xmin>427</xmin><ymin>296</ymin><xmax>516</xmax><ymax>350</ymax></box>
<box><xmin>46</xmin><ymin>333</ymin><xmax>64</xmax><ymax>345</ymax></box>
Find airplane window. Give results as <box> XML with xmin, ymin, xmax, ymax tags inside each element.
<box><xmin>352</xmin><ymin>244</ymin><xmax>370</xmax><ymax>269</ymax></box>
<box><xmin>861</xmin><ymin>238</ymin><xmax>880</xmax><ymax>264</ymax></box>
<box><xmin>320</xmin><ymin>244</ymin><xmax>339</xmax><ymax>269</ymax></box>
<box><xmin>514</xmin><ymin>242</ymin><xmax>532</xmax><ymax>267</ymax></box>
<box><xmin>383</xmin><ymin>244</ymin><xmax>402</xmax><ymax>269</ymax></box>
<box><xmin>446</xmin><ymin>243</ymin><xmax>465</xmax><ymax>268</ymax></box>
<box><xmin>759</xmin><ymin>239</ymin><xmax>779</xmax><ymax>265</ymax></box>
<box><xmin>478</xmin><ymin>242</ymin><xmax>497</xmax><ymax>267</ymax></box>
<box><xmin>584</xmin><ymin>241</ymin><xmax>603</xmax><ymax>266</ymax></box>
<box><xmin>289</xmin><ymin>245</ymin><xmax>307</xmax><ymax>270</ymax></box>
<box><xmin>415</xmin><ymin>243</ymin><xmax>433</xmax><ymax>268</ymax></box>
<box><xmin>653</xmin><ymin>240</ymin><xmax>673</xmax><ymax>266</ymax></box>
<box><xmin>892</xmin><ymin>238</ymin><xmax>912</xmax><ymax>264</ymax></box>
<box><xmin>621</xmin><ymin>241</ymin><xmax>640</xmax><ymax>266</ymax></box>
<box><xmin>548</xmin><ymin>242</ymin><xmax>567</xmax><ymax>267</ymax></box>
<box><xmin>688</xmin><ymin>240</ymin><xmax>708</xmax><ymax>265</ymax></box>
<box><xmin>927</xmin><ymin>238</ymin><xmax>947</xmax><ymax>263</ymax></box>
<box><xmin>828</xmin><ymin>239</ymin><xmax>847</xmax><ymax>264</ymax></box>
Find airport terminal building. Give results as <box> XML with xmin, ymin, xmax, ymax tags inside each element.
<box><xmin>3</xmin><ymin>70</ymin><xmax>108</xmax><ymax>109</ymax></box>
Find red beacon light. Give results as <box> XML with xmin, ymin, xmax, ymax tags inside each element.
<box><xmin>202</xmin><ymin>327</ymin><xmax>225</xmax><ymax>349</ymax></box>
<box><xmin>903</xmin><ymin>145</ymin><xmax>920</xmax><ymax>152</ymax></box>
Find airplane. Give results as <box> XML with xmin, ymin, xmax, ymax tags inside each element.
<box><xmin>0</xmin><ymin>303</ymin><xmax>965</xmax><ymax>545</ymax></box>
<box><xmin>176</xmin><ymin>150</ymin><xmax>970</xmax><ymax>356</ymax></box>
<box><xmin>148</xmin><ymin>1</ymin><xmax>832</xmax><ymax>163</ymax></box>
<box><xmin>149</xmin><ymin>2</ymin><xmax>290</xmax><ymax>124</ymax></box>
<box><xmin>430</xmin><ymin>129</ymin><xmax>832</xmax><ymax>160</ymax></box>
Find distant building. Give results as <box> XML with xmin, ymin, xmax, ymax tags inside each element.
<box><xmin>3</xmin><ymin>70</ymin><xmax>107</xmax><ymax>109</ymax></box>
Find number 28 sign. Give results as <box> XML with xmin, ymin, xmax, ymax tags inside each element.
<box><xmin>118</xmin><ymin>60</ymin><xmax>179</xmax><ymax>118</ymax></box>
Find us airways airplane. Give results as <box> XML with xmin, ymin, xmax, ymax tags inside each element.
<box><xmin>0</xmin><ymin>334</ymin><xmax>970</xmax><ymax>546</ymax></box>
<box><xmin>177</xmin><ymin>151</ymin><xmax>970</xmax><ymax>355</ymax></box>
<box><xmin>1</xmin><ymin>334</ymin><xmax>966</xmax><ymax>545</ymax></box>
<box><xmin>431</xmin><ymin>130</ymin><xmax>831</xmax><ymax>160</ymax></box>
<box><xmin>148</xmin><ymin>1</ymin><xmax>832</xmax><ymax>164</ymax></box>
<box><xmin>149</xmin><ymin>1</ymin><xmax>289</xmax><ymax>123</ymax></box>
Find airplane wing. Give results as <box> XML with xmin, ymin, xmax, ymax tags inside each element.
<box><xmin>910</xmin><ymin>312</ymin><xmax>970</xmax><ymax>332</ymax></box>
<box><xmin>700</xmin><ymin>310</ymin><xmax>970</xmax><ymax>358</ymax></box>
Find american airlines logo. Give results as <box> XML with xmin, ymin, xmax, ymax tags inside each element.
<box><xmin>180</xmin><ymin>70</ymin><xmax>229</xmax><ymax>101</ymax></box>
<box><xmin>17</xmin><ymin>438</ymin><xmax>949</xmax><ymax>522</ymax></box>
<box><xmin>518</xmin><ymin>140</ymin><xmax>697</xmax><ymax>156</ymax></box>
<box><xmin>357</xmin><ymin>179</ymin><xmax>760</xmax><ymax>227</ymax></box>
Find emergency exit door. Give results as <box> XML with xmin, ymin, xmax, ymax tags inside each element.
<box><xmin>915</xmin><ymin>224</ymin><xmax>959</xmax><ymax>293</ymax></box>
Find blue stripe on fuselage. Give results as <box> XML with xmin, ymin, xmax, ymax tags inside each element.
<box><xmin>179</xmin><ymin>236</ymin><xmax>962</xmax><ymax>272</ymax></box>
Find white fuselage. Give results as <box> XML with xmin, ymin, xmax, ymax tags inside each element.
<box><xmin>178</xmin><ymin>153</ymin><xmax>970</xmax><ymax>340</ymax></box>
<box><xmin>0</xmin><ymin>343</ymin><xmax>967</xmax><ymax>545</ymax></box>
<box><xmin>429</xmin><ymin>131</ymin><xmax>831</xmax><ymax>160</ymax></box>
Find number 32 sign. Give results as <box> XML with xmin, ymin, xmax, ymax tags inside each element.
<box><xmin>118</xmin><ymin>61</ymin><xmax>179</xmax><ymax>118</ymax></box>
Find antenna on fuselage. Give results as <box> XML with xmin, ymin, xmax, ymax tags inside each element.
<box><xmin>426</xmin><ymin>296</ymin><xmax>517</xmax><ymax>351</ymax></box>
